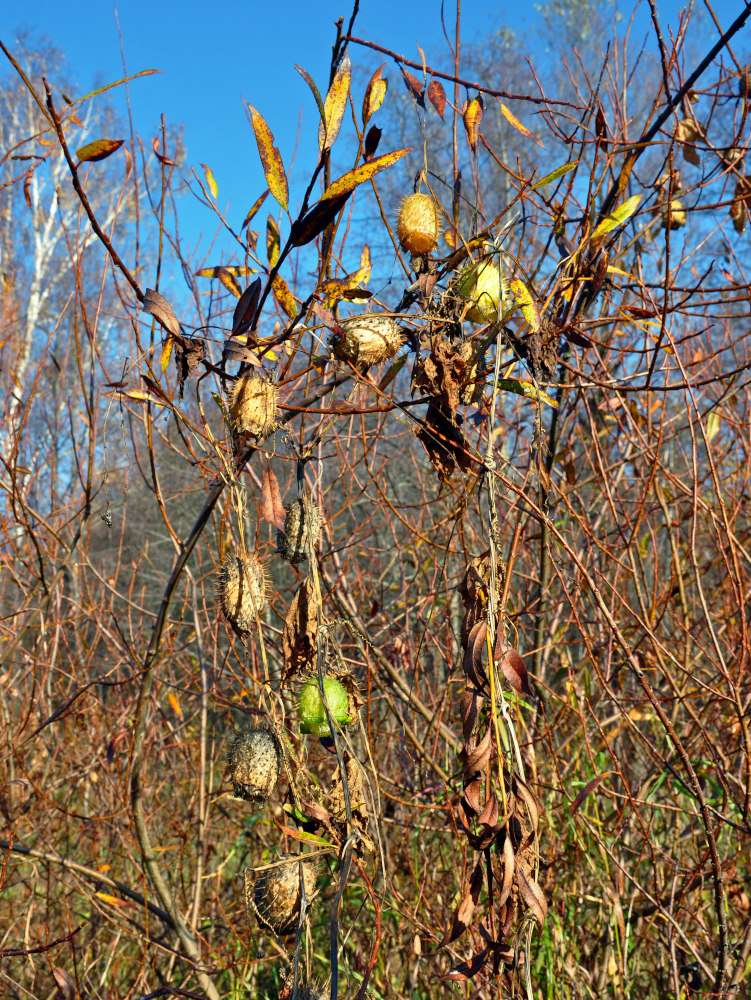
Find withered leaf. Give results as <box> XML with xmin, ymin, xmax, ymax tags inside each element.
<box><xmin>76</xmin><ymin>138</ymin><xmax>124</xmax><ymax>163</ymax></box>
<box><xmin>496</xmin><ymin>640</ymin><xmax>531</xmax><ymax>696</ymax></box>
<box><xmin>232</xmin><ymin>277</ymin><xmax>262</xmax><ymax>336</ymax></box>
<box><xmin>261</xmin><ymin>466</ymin><xmax>286</xmax><ymax>530</ymax></box>
<box><xmin>364</xmin><ymin>125</ymin><xmax>382</xmax><ymax>162</ymax></box>
<box><xmin>51</xmin><ymin>968</ymin><xmax>75</xmax><ymax>1000</ymax></box>
<box><xmin>400</xmin><ymin>66</ymin><xmax>425</xmax><ymax>107</ymax></box>
<box><xmin>143</xmin><ymin>288</ymin><xmax>180</xmax><ymax>338</ymax></box>
<box><xmin>517</xmin><ymin>865</ymin><xmax>547</xmax><ymax>926</ymax></box>
<box><xmin>570</xmin><ymin>770</ymin><xmax>614</xmax><ymax>815</ymax></box>
<box><xmin>282</xmin><ymin>579</ymin><xmax>319</xmax><ymax>681</ymax></box>
<box><xmin>498</xmin><ymin>834</ymin><xmax>515</xmax><ymax>906</ymax></box>
<box><xmin>427</xmin><ymin>77</ymin><xmax>446</xmax><ymax>118</ymax></box>
<box><xmin>442</xmin><ymin>949</ymin><xmax>488</xmax><ymax>981</ymax></box>
<box><xmin>417</xmin><ymin>402</ymin><xmax>473</xmax><ymax>480</ymax></box>
<box><xmin>290</xmin><ymin>193</ymin><xmax>350</xmax><ymax>247</ymax></box>
<box><xmin>174</xmin><ymin>337</ymin><xmax>205</xmax><ymax>398</ymax></box>
<box><xmin>463</xmin><ymin>96</ymin><xmax>483</xmax><ymax>153</ymax></box>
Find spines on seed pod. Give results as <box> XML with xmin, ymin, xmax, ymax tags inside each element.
<box><xmin>218</xmin><ymin>548</ymin><xmax>267</xmax><ymax>634</ymax></box>
<box><xmin>229</xmin><ymin>372</ymin><xmax>280</xmax><ymax>437</ymax></box>
<box><xmin>330</xmin><ymin>315</ymin><xmax>404</xmax><ymax>366</ymax></box>
<box><xmin>396</xmin><ymin>192</ymin><xmax>441</xmax><ymax>254</ymax></box>
<box><xmin>277</xmin><ymin>497</ymin><xmax>321</xmax><ymax>564</ymax></box>
<box><xmin>245</xmin><ymin>853</ymin><xmax>320</xmax><ymax>935</ymax></box>
<box><xmin>226</xmin><ymin>727</ymin><xmax>282</xmax><ymax>803</ymax></box>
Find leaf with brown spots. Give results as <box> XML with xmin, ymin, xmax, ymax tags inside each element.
<box><xmin>282</xmin><ymin>579</ymin><xmax>319</xmax><ymax>681</ymax></box>
<box><xmin>247</xmin><ymin>104</ymin><xmax>289</xmax><ymax>211</ymax></box>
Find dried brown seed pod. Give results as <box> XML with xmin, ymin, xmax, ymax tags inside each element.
<box><xmin>396</xmin><ymin>192</ymin><xmax>441</xmax><ymax>254</ymax></box>
<box><xmin>330</xmin><ymin>315</ymin><xmax>404</xmax><ymax>366</ymax></box>
<box><xmin>245</xmin><ymin>853</ymin><xmax>320</xmax><ymax>935</ymax></box>
<box><xmin>277</xmin><ymin>497</ymin><xmax>321</xmax><ymax>564</ymax></box>
<box><xmin>229</xmin><ymin>372</ymin><xmax>280</xmax><ymax>437</ymax></box>
<box><xmin>661</xmin><ymin>199</ymin><xmax>686</xmax><ymax>230</ymax></box>
<box><xmin>218</xmin><ymin>549</ymin><xmax>267</xmax><ymax>633</ymax></box>
<box><xmin>226</xmin><ymin>728</ymin><xmax>282</xmax><ymax>803</ymax></box>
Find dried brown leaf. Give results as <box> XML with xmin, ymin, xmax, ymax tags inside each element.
<box><xmin>282</xmin><ymin>579</ymin><xmax>319</xmax><ymax>681</ymax></box>
<box><xmin>143</xmin><ymin>288</ymin><xmax>180</xmax><ymax>338</ymax></box>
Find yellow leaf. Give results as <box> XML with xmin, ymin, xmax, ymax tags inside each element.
<box><xmin>272</xmin><ymin>274</ymin><xmax>298</xmax><ymax>319</ymax></box>
<box><xmin>167</xmin><ymin>691</ymin><xmax>182</xmax><ymax>718</ymax></box>
<box><xmin>706</xmin><ymin>410</ymin><xmax>721</xmax><ymax>443</ymax></box>
<box><xmin>321</xmin><ymin>148</ymin><xmax>412</xmax><ymax>201</ymax></box>
<box><xmin>463</xmin><ymin>97</ymin><xmax>483</xmax><ymax>152</ymax></box>
<box><xmin>97</xmin><ymin>864</ymin><xmax>112</xmax><ymax>873</ymax></box>
<box><xmin>496</xmin><ymin>378</ymin><xmax>558</xmax><ymax>408</ymax></box>
<box><xmin>319</xmin><ymin>51</ymin><xmax>351</xmax><ymax>152</ymax></box>
<box><xmin>201</xmin><ymin>163</ymin><xmax>218</xmax><ymax>200</ymax></box>
<box><xmin>95</xmin><ymin>892</ymin><xmax>131</xmax><ymax>908</ymax></box>
<box><xmin>509</xmin><ymin>278</ymin><xmax>541</xmax><ymax>332</ymax></box>
<box><xmin>590</xmin><ymin>194</ymin><xmax>642</xmax><ymax>241</ymax></box>
<box><xmin>160</xmin><ymin>337</ymin><xmax>173</xmax><ymax>372</ymax></box>
<box><xmin>362</xmin><ymin>64</ymin><xmax>387</xmax><ymax>125</ymax></box>
<box><xmin>266</xmin><ymin>214</ymin><xmax>280</xmax><ymax>267</ymax></box>
<box><xmin>247</xmin><ymin>104</ymin><xmax>289</xmax><ymax>211</ymax></box>
<box><xmin>498</xmin><ymin>100</ymin><xmax>544</xmax><ymax>149</ymax></box>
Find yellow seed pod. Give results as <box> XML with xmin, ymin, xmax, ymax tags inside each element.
<box><xmin>229</xmin><ymin>372</ymin><xmax>280</xmax><ymax>437</ymax></box>
<box><xmin>330</xmin><ymin>315</ymin><xmax>404</xmax><ymax>366</ymax></box>
<box><xmin>456</xmin><ymin>259</ymin><xmax>509</xmax><ymax>325</ymax></box>
<box><xmin>245</xmin><ymin>853</ymin><xmax>320</xmax><ymax>935</ymax></box>
<box><xmin>396</xmin><ymin>193</ymin><xmax>440</xmax><ymax>254</ymax></box>
<box><xmin>661</xmin><ymin>199</ymin><xmax>686</xmax><ymax>230</ymax></box>
<box><xmin>218</xmin><ymin>549</ymin><xmax>267</xmax><ymax>633</ymax></box>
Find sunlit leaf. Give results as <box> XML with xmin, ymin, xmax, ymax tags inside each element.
<box><xmin>531</xmin><ymin>161</ymin><xmax>578</xmax><ymax>190</ymax></box>
<box><xmin>400</xmin><ymin>66</ymin><xmax>425</xmax><ymax>106</ymax></box>
<box><xmin>94</xmin><ymin>892</ymin><xmax>132</xmax><ymax>909</ymax></box>
<box><xmin>462</xmin><ymin>97</ymin><xmax>483</xmax><ymax>153</ymax></box>
<box><xmin>319</xmin><ymin>51</ymin><xmax>350</xmax><ymax>152</ymax></box>
<box><xmin>242</xmin><ymin>189</ymin><xmax>269</xmax><ymax>230</ymax></box>
<box><xmin>362</xmin><ymin>64</ymin><xmax>387</xmax><ymax>125</ymax></box>
<box><xmin>427</xmin><ymin>77</ymin><xmax>446</xmax><ymax>118</ymax></box>
<box><xmin>196</xmin><ymin>265</ymin><xmax>258</xmax><ymax>278</ymax></box>
<box><xmin>76</xmin><ymin>139</ymin><xmax>124</xmax><ymax>163</ymax></box>
<box><xmin>152</xmin><ymin>136</ymin><xmax>177</xmax><ymax>167</ymax></box>
<box><xmin>200</xmin><ymin>162</ymin><xmax>218</xmax><ymax>199</ymax></box>
<box><xmin>266</xmin><ymin>214</ymin><xmax>280</xmax><ymax>267</ymax></box>
<box><xmin>320</xmin><ymin>148</ymin><xmax>412</xmax><ymax>201</ymax></box>
<box><xmin>247</xmin><ymin>104</ymin><xmax>289</xmax><ymax>211</ymax></box>
<box><xmin>143</xmin><ymin>288</ymin><xmax>180</xmax><ymax>338</ymax></box>
<box><xmin>160</xmin><ymin>337</ymin><xmax>173</xmax><ymax>372</ymax></box>
<box><xmin>295</xmin><ymin>64</ymin><xmax>325</xmax><ymax>122</ymax></box>
<box><xmin>72</xmin><ymin>69</ymin><xmax>159</xmax><ymax>106</ymax></box>
<box><xmin>509</xmin><ymin>278</ymin><xmax>541</xmax><ymax>332</ymax></box>
<box><xmin>272</xmin><ymin>274</ymin><xmax>298</xmax><ymax>319</ymax></box>
<box><xmin>378</xmin><ymin>354</ymin><xmax>407</xmax><ymax>391</ymax></box>
<box><xmin>498</xmin><ymin>99</ymin><xmax>544</xmax><ymax>148</ymax></box>
<box><xmin>216</xmin><ymin>267</ymin><xmax>242</xmax><ymax>298</ymax></box>
<box><xmin>590</xmin><ymin>194</ymin><xmax>642</xmax><ymax>241</ymax></box>
<box><xmin>570</xmin><ymin>771</ymin><xmax>614</xmax><ymax>815</ymax></box>
<box><xmin>167</xmin><ymin>691</ymin><xmax>182</xmax><ymax>717</ymax></box>
<box><xmin>496</xmin><ymin>378</ymin><xmax>558</xmax><ymax>408</ymax></box>
<box><xmin>706</xmin><ymin>410</ymin><xmax>722</xmax><ymax>443</ymax></box>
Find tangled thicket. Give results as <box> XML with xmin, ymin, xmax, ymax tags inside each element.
<box><xmin>1</xmin><ymin>4</ymin><xmax>751</xmax><ymax>1000</ymax></box>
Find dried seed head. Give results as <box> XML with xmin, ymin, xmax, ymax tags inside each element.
<box><xmin>661</xmin><ymin>199</ymin><xmax>686</xmax><ymax>230</ymax></box>
<box><xmin>229</xmin><ymin>372</ymin><xmax>280</xmax><ymax>437</ymax></box>
<box><xmin>245</xmin><ymin>853</ymin><xmax>319</xmax><ymax>935</ymax></box>
<box><xmin>277</xmin><ymin>497</ymin><xmax>321</xmax><ymax>564</ymax></box>
<box><xmin>397</xmin><ymin>192</ymin><xmax>441</xmax><ymax>254</ymax></box>
<box><xmin>456</xmin><ymin>259</ymin><xmax>509</xmax><ymax>325</ymax></box>
<box><xmin>218</xmin><ymin>549</ymin><xmax>267</xmax><ymax>633</ymax></box>
<box><xmin>330</xmin><ymin>315</ymin><xmax>404</xmax><ymax>366</ymax></box>
<box><xmin>226</xmin><ymin>728</ymin><xmax>282</xmax><ymax>803</ymax></box>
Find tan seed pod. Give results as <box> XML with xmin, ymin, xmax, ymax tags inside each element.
<box><xmin>229</xmin><ymin>372</ymin><xmax>280</xmax><ymax>437</ymax></box>
<box><xmin>661</xmin><ymin>199</ymin><xmax>686</xmax><ymax>230</ymax></box>
<box><xmin>397</xmin><ymin>192</ymin><xmax>440</xmax><ymax>254</ymax></box>
<box><xmin>226</xmin><ymin>728</ymin><xmax>281</xmax><ymax>803</ymax></box>
<box><xmin>245</xmin><ymin>853</ymin><xmax>319</xmax><ymax>935</ymax></box>
<box><xmin>218</xmin><ymin>549</ymin><xmax>267</xmax><ymax>633</ymax></box>
<box><xmin>330</xmin><ymin>315</ymin><xmax>404</xmax><ymax>366</ymax></box>
<box><xmin>277</xmin><ymin>497</ymin><xmax>321</xmax><ymax>564</ymax></box>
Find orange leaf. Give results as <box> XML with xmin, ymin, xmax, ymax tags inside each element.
<box><xmin>247</xmin><ymin>104</ymin><xmax>289</xmax><ymax>211</ymax></box>
<box><xmin>319</xmin><ymin>51</ymin><xmax>350</xmax><ymax>152</ymax></box>
<box><xmin>362</xmin><ymin>64</ymin><xmax>387</xmax><ymax>125</ymax></box>
<box><xmin>95</xmin><ymin>892</ymin><xmax>132</xmax><ymax>909</ymax></box>
<box><xmin>497</xmin><ymin>99</ymin><xmax>544</xmax><ymax>149</ymax></box>
<box><xmin>320</xmin><ymin>148</ymin><xmax>412</xmax><ymax>201</ymax></box>
<box><xmin>427</xmin><ymin>78</ymin><xmax>446</xmax><ymax>118</ymax></box>
<box><xmin>167</xmin><ymin>691</ymin><xmax>182</xmax><ymax>718</ymax></box>
<box><xmin>77</xmin><ymin>139</ymin><xmax>124</xmax><ymax>163</ymax></box>
<box><xmin>462</xmin><ymin>97</ymin><xmax>483</xmax><ymax>153</ymax></box>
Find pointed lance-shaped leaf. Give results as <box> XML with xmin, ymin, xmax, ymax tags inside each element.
<box><xmin>200</xmin><ymin>163</ymin><xmax>218</xmax><ymax>199</ymax></box>
<box><xmin>290</xmin><ymin>192</ymin><xmax>350</xmax><ymax>246</ymax></box>
<box><xmin>232</xmin><ymin>277</ymin><xmax>262</xmax><ymax>335</ymax></box>
<box><xmin>272</xmin><ymin>274</ymin><xmax>298</xmax><ymax>319</ymax></box>
<box><xmin>509</xmin><ymin>278</ymin><xmax>541</xmax><ymax>332</ymax></box>
<box><xmin>400</xmin><ymin>66</ymin><xmax>425</xmax><ymax>107</ymax></box>
<box><xmin>590</xmin><ymin>193</ymin><xmax>642</xmax><ymax>241</ymax></box>
<box><xmin>242</xmin><ymin>189</ymin><xmax>269</xmax><ymax>230</ymax></box>
<box><xmin>319</xmin><ymin>51</ymin><xmax>351</xmax><ymax>153</ymax></box>
<box><xmin>497</xmin><ymin>99</ymin><xmax>544</xmax><ymax>148</ymax></box>
<box><xmin>295</xmin><ymin>64</ymin><xmax>325</xmax><ymax>122</ymax></box>
<box><xmin>516</xmin><ymin>867</ymin><xmax>547</xmax><ymax>926</ymax></box>
<box><xmin>570</xmin><ymin>771</ymin><xmax>614</xmax><ymax>815</ymax></box>
<box><xmin>216</xmin><ymin>267</ymin><xmax>242</xmax><ymax>298</ymax></box>
<box><xmin>196</xmin><ymin>265</ymin><xmax>258</xmax><ymax>279</ymax></box>
<box><xmin>266</xmin><ymin>214</ymin><xmax>280</xmax><ymax>267</ymax></box>
<box><xmin>152</xmin><ymin>136</ymin><xmax>177</xmax><ymax>167</ymax></box>
<box><xmin>320</xmin><ymin>148</ymin><xmax>412</xmax><ymax>201</ymax></box>
<box><xmin>247</xmin><ymin>103</ymin><xmax>289</xmax><ymax>211</ymax></box>
<box><xmin>77</xmin><ymin>138</ymin><xmax>124</xmax><ymax>163</ymax></box>
<box><xmin>531</xmin><ymin>161</ymin><xmax>579</xmax><ymax>190</ymax></box>
<box><xmin>362</xmin><ymin>64</ymin><xmax>387</xmax><ymax>125</ymax></box>
<box><xmin>143</xmin><ymin>288</ymin><xmax>180</xmax><ymax>338</ymax></box>
<box><xmin>427</xmin><ymin>77</ymin><xmax>446</xmax><ymax>118</ymax></box>
<box><xmin>364</xmin><ymin>125</ymin><xmax>382</xmax><ymax>162</ymax></box>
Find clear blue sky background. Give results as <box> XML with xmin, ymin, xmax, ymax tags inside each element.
<box><xmin>0</xmin><ymin>0</ymin><xmax>744</xmax><ymax>270</ymax></box>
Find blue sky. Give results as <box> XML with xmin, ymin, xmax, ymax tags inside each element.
<box><xmin>1</xmin><ymin>0</ymin><xmax>744</xmax><ymax>275</ymax></box>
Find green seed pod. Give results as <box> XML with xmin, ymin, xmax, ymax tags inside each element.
<box><xmin>218</xmin><ymin>549</ymin><xmax>267</xmax><ymax>633</ymax></box>
<box><xmin>277</xmin><ymin>497</ymin><xmax>321</xmax><ymax>564</ymax></box>
<box><xmin>226</xmin><ymin>728</ymin><xmax>282</xmax><ymax>803</ymax></box>
<box><xmin>245</xmin><ymin>853</ymin><xmax>319</xmax><ymax>935</ymax></box>
<box><xmin>455</xmin><ymin>259</ymin><xmax>509</xmax><ymax>325</ymax></box>
<box><xmin>297</xmin><ymin>677</ymin><xmax>352</xmax><ymax>738</ymax></box>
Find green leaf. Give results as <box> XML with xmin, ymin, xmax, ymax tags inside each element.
<box><xmin>72</xmin><ymin>69</ymin><xmax>160</xmax><ymax>106</ymax></box>
<box><xmin>531</xmin><ymin>161</ymin><xmax>578</xmax><ymax>190</ymax></box>
<box><xmin>321</xmin><ymin>148</ymin><xmax>412</xmax><ymax>201</ymax></box>
<box><xmin>590</xmin><ymin>194</ymin><xmax>642</xmax><ymax>241</ymax></box>
<box><xmin>496</xmin><ymin>378</ymin><xmax>558</xmax><ymax>408</ymax></box>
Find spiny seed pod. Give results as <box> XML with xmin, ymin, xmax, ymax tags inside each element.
<box><xmin>397</xmin><ymin>192</ymin><xmax>441</xmax><ymax>254</ymax></box>
<box><xmin>245</xmin><ymin>853</ymin><xmax>319</xmax><ymax>935</ymax></box>
<box><xmin>456</xmin><ymin>259</ymin><xmax>509</xmax><ymax>325</ymax></box>
<box><xmin>277</xmin><ymin>497</ymin><xmax>321</xmax><ymax>564</ymax></box>
<box><xmin>229</xmin><ymin>372</ymin><xmax>280</xmax><ymax>437</ymax></box>
<box><xmin>218</xmin><ymin>549</ymin><xmax>267</xmax><ymax>633</ymax></box>
<box><xmin>330</xmin><ymin>315</ymin><xmax>404</xmax><ymax>366</ymax></box>
<box><xmin>226</xmin><ymin>728</ymin><xmax>281</xmax><ymax>803</ymax></box>
<box><xmin>661</xmin><ymin>199</ymin><xmax>686</xmax><ymax>230</ymax></box>
<box><xmin>298</xmin><ymin>677</ymin><xmax>352</xmax><ymax>737</ymax></box>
